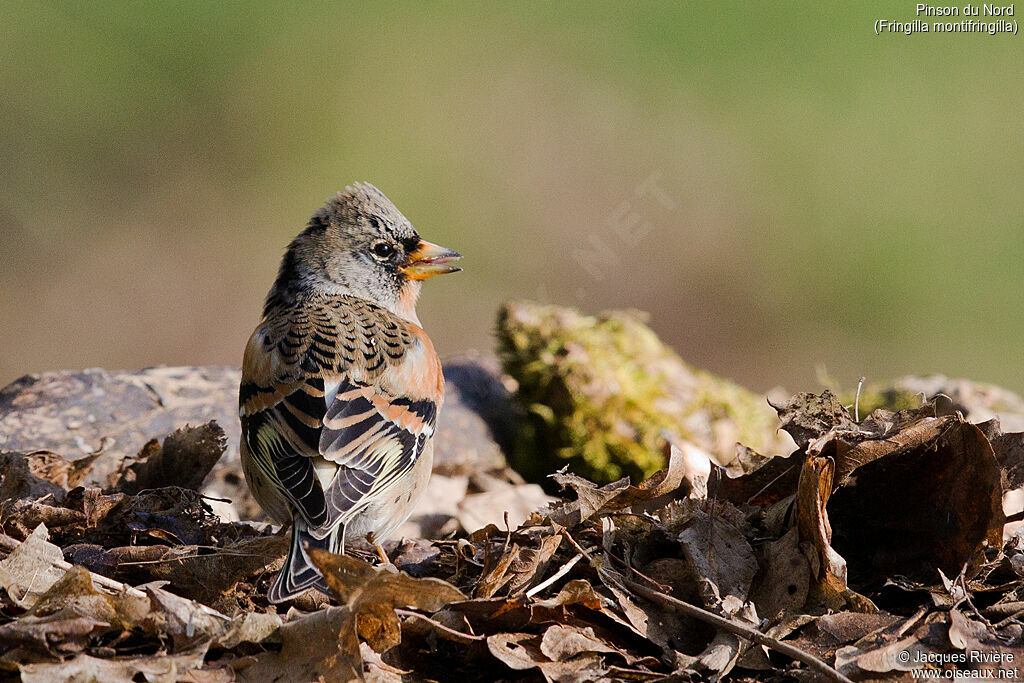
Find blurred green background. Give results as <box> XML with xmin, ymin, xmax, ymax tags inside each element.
<box><xmin>2</xmin><ymin>2</ymin><xmax>1022</xmax><ymax>394</ymax></box>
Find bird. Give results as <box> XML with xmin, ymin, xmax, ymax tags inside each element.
<box><xmin>238</xmin><ymin>182</ymin><xmax>461</xmax><ymax>603</ymax></box>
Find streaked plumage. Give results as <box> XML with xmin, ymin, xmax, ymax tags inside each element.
<box><xmin>239</xmin><ymin>183</ymin><xmax>460</xmax><ymax>602</ymax></box>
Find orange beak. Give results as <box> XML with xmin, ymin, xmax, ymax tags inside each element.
<box><xmin>400</xmin><ymin>240</ymin><xmax>463</xmax><ymax>280</ymax></box>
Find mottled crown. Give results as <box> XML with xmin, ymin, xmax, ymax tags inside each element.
<box><xmin>310</xmin><ymin>182</ymin><xmax>415</xmax><ymax>243</ymax></box>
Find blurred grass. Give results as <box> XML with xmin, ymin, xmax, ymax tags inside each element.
<box><xmin>1</xmin><ymin>2</ymin><xmax>1021</xmax><ymax>395</ymax></box>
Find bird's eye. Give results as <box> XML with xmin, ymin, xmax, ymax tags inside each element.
<box><xmin>371</xmin><ymin>242</ymin><xmax>395</xmax><ymax>260</ymax></box>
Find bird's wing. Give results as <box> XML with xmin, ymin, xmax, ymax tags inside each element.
<box><xmin>240</xmin><ymin>375</ymin><xmax>331</xmax><ymax>528</ymax></box>
<box><xmin>318</xmin><ymin>372</ymin><xmax>438</xmax><ymax>524</ymax></box>
<box><xmin>239</xmin><ymin>295</ymin><xmax>442</xmax><ymax>534</ymax></box>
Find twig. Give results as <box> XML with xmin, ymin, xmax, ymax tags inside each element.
<box><xmin>894</xmin><ymin>604</ymin><xmax>930</xmax><ymax>638</ymax></box>
<box><xmin>744</xmin><ymin>464</ymin><xmax>796</xmax><ymax>505</ymax></box>
<box><xmin>955</xmin><ymin>566</ymin><xmax>993</xmax><ymax>629</ymax></box>
<box><xmin>993</xmin><ymin>607</ymin><xmax>1024</xmax><ymax>631</ymax></box>
<box><xmin>395</xmin><ymin>608</ymin><xmax>485</xmax><ymax>642</ymax></box>
<box><xmin>707</xmin><ymin>466</ymin><xmax>720</xmax><ymax>567</ymax></box>
<box><xmin>118</xmin><ymin>548</ymin><xmax>267</xmax><ymax>565</ymax></box>
<box><xmin>561</xmin><ymin>529</ymin><xmax>596</xmax><ymax>561</ymax></box>
<box><xmin>199</xmin><ymin>494</ymin><xmax>233</xmax><ymax>503</ymax></box>
<box><xmin>984</xmin><ymin>601</ymin><xmax>1024</xmax><ymax>619</ymax></box>
<box><xmin>622</xmin><ymin>576</ymin><xmax>853</xmax><ymax>683</ymax></box>
<box><xmin>854</xmin><ymin>376</ymin><xmax>865</xmax><ymax>422</ymax></box>
<box><xmin>525</xmin><ymin>552</ymin><xmax>582</xmax><ymax>598</ymax></box>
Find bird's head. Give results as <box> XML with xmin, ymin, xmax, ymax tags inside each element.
<box><xmin>268</xmin><ymin>183</ymin><xmax>462</xmax><ymax>321</ymax></box>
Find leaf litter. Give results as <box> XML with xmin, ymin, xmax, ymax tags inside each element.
<box><xmin>1</xmin><ymin>395</ymin><xmax>1023</xmax><ymax>681</ymax></box>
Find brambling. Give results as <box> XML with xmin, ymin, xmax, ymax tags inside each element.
<box><xmin>239</xmin><ymin>183</ymin><xmax>461</xmax><ymax>603</ymax></box>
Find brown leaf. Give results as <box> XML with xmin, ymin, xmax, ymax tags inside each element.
<box><xmin>0</xmin><ymin>564</ymin><xmax>149</xmax><ymax>659</ymax></box>
<box><xmin>717</xmin><ymin>451</ymin><xmax>804</xmax><ymax>507</ymax></box>
<box><xmin>0</xmin><ymin>612</ymin><xmax>109</xmax><ymax>658</ymax></box>
<box><xmin>677</xmin><ymin>507</ymin><xmax>758</xmax><ymax>609</ymax></box>
<box><xmin>835</xmin><ymin>634</ymin><xmax>923</xmax><ymax>675</ymax></box>
<box><xmin>992</xmin><ymin>430</ymin><xmax>1024</xmax><ymax>491</ymax></box>
<box><xmin>827</xmin><ymin>412</ymin><xmax>949</xmax><ymax>483</ymax></box>
<box><xmin>131</xmin><ymin>534</ymin><xmax>289</xmax><ymax>605</ymax></box>
<box><xmin>794</xmin><ymin>452</ymin><xmax>847</xmax><ymax>602</ymax></box>
<box><xmin>0</xmin><ymin>450</ymin><xmax>99</xmax><ymax>505</ymax></box>
<box><xmin>389</xmin><ymin>538</ymin><xmax>442</xmax><ymax>577</ymax></box>
<box><xmin>602</xmin><ymin>441</ymin><xmax>689</xmax><ymax>510</ymax></box>
<box><xmin>815</xmin><ymin>612</ymin><xmax>901</xmax><ymax>645</ymax></box>
<box><xmin>827</xmin><ymin>418</ymin><xmax>1005</xmax><ymax>587</ymax></box>
<box><xmin>214</xmin><ymin>611</ymin><xmax>283</xmax><ymax>650</ymax></box>
<box><xmin>0</xmin><ymin>498</ymin><xmax>87</xmax><ymax>540</ymax></box>
<box><xmin>596</xmin><ymin>562</ymin><xmax>672</xmax><ymax>648</ymax></box>
<box><xmin>532</xmin><ymin>579</ymin><xmax>604</xmax><ymax>612</ymax></box>
<box><xmin>547</xmin><ymin>472</ymin><xmax>631</xmax><ymax>527</ymax></box>
<box><xmin>749</xmin><ymin>527</ymin><xmax>810</xmax><ymax>619</ymax></box>
<box><xmin>539</xmin><ymin>624</ymin><xmax>617</xmax><ymax>661</ymax></box>
<box><xmin>487</xmin><ymin>632</ymin><xmax>605</xmax><ymax>682</ymax></box>
<box><xmin>548</xmin><ymin>443</ymin><xmax>689</xmax><ymax>527</ymax></box>
<box><xmin>64</xmin><ymin>486</ymin><xmax>125</xmax><ymax>527</ymax></box>
<box><xmin>772</xmin><ymin>390</ymin><xmax>857</xmax><ymax>448</ymax></box>
<box><xmin>239</xmin><ymin>606</ymin><xmax>361</xmax><ymax>682</ymax></box>
<box><xmin>487</xmin><ymin>632</ymin><xmax>545</xmax><ymax>671</ymax></box>
<box><xmin>27</xmin><ymin>565</ymin><xmax>137</xmax><ymax>626</ymax></box>
<box><xmin>720</xmin><ymin>444</ymin><xmax>775</xmax><ymax>479</ymax></box>
<box><xmin>476</xmin><ymin>544</ymin><xmax>520</xmax><ymax>598</ymax></box>
<box><xmin>111</xmin><ymin>422</ymin><xmax>226</xmax><ymax>495</ymax></box>
<box><xmin>509</xmin><ymin>533</ymin><xmax>564</xmax><ymax>597</ymax></box>
<box><xmin>143</xmin><ymin>584</ymin><xmax>233</xmax><ymax>650</ymax></box>
<box><xmin>18</xmin><ymin>648</ymin><xmax>210</xmax><ymax>683</ymax></box>
<box><xmin>0</xmin><ymin>524</ymin><xmax>66</xmax><ymax>608</ymax></box>
<box><xmin>309</xmin><ymin>549</ymin><xmax>466</xmax><ymax>654</ymax></box>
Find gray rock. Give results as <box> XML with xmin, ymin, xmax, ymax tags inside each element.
<box><xmin>433</xmin><ymin>353</ymin><xmax>518</xmax><ymax>476</ymax></box>
<box><xmin>0</xmin><ymin>366</ymin><xmax>241</xmax><ymax>486</ymax></box>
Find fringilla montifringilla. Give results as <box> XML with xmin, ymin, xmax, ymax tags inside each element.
<box><xmin>239</xmin><ymin>183</ymin><xmax>461</xmax><ymax>603</ymax></box>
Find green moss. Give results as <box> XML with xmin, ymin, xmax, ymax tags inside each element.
<box><xmin>497</xmin><ymin>302</ymin><xmax>783</xmax><ymax>486</ymax></box>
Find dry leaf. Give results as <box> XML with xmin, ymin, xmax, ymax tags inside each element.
<box><xmin>111</xmin><ymin>422</ymin><xmax>226</xmax><ymax>495</ymax></box>
<box><xmin>827</xmin><ymin>418</ymin><xmax>1004</xmax><ymax>586</ymax></box>
<box><xmin>0</xmin><ymin>524</ymin><xmax>66</xmax><ymax>608</ymax></box>
<box><xmin>309</xmin><ymin>549</ymin><xmax>466</xmax><ymax>654</ymax></box>
<box><xmin>239</xmin><ymin>606</ymin><xmax>361</xmax><ymax>682</ymax></box>
<box><xmin>539</xmin><ymin>624</ymin><xmax>617</xmax><ymax>661</ymax></box>
<box><xmin>19</xmin><ymin>648</ymin><xmax>210</xmax><ymax>683</ymax></box>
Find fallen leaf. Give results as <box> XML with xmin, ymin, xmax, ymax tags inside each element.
<box><xmin>238</xmin><ymin>606</ymin><xmax>361</xmax><ymax>682</ymax></box>
<box><xmin>772</xmin><ymin>390</ymin><xmax>857</xmax><ymax>448</ymax></box>
<box><xmin>794</xmin><ymin>450</ymin><xmax>849</xmax><ymax>609</ymax></box>
<box><xmin>749</xmin><ymin>527</ymin><xmax>810</xmax><ymax>619</ymax></box>
<box><xmin>0</xmin><ymin>450</ymin><xmax>99</xmax><ymax>505</ymax></box>
<box><xmin>143</xmin><ymin>585</ymin><xmax>232</xmax><ymax>650</ymax></box>
<box><xmin>828</xmin><ymin>418</ymin><xmax>1004</xmax><ymax>587</ymax></box>
<box><xmin>547</xmin><ymin>473</ymin><xmax>631</xmax><ymax>527</ymax></box>
<box><xmin>19</xmin><ymin>647</ymin><xmax>209</xmax><ymax>683</ymax></box>
<box><xmin>309</xmin><ymin>549</ymin><xmax>466</xmax><ymax>654</ymax></box>
<box><xmin>0</xmin><ymin>612</ymin><xmax>109</xmax><ymax>658</ymax></box>
<box><xmin>539</xmin><ymin>624</ymin><xmax>616</xmax><ymax>661</ymax></box>
<box><xmin>0</xmin><ymin>524</ymin><xmax>66</xmax><ymax>608</ymax></box>
<box><xmin>487</xmin><ymin>631</ymin><xmax>605</xmax><ymax>682</ymax></box>
<box><xmin>110</xmin><ymin>422</ymin><xmax>227</xmax><ymax>495</ymax></box>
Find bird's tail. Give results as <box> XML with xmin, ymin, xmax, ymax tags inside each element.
<box><xmin>268</xmin><ymin>517</ymin><xmax>341</xmax><ymax>603</ymax></box>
